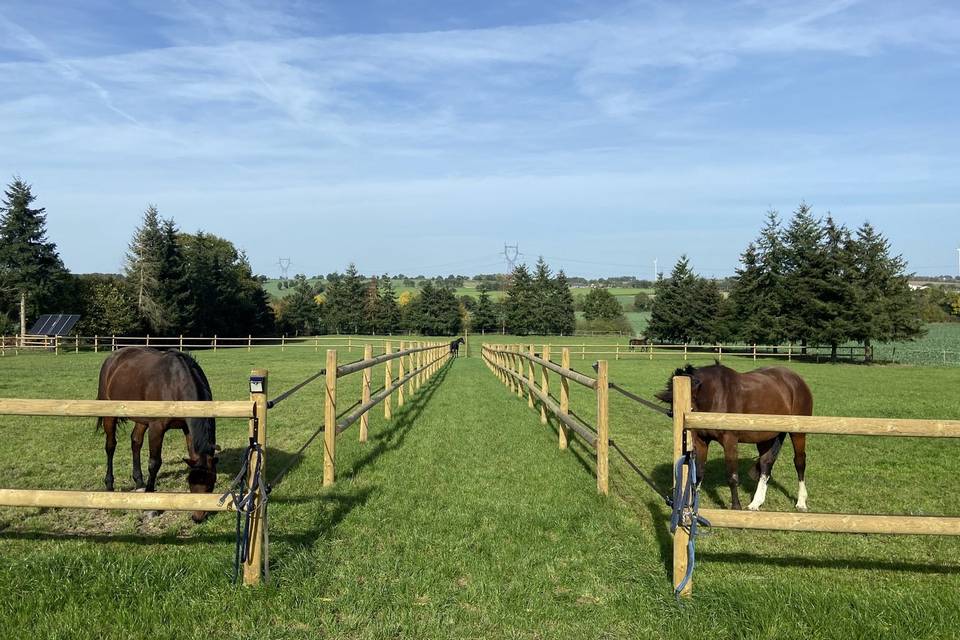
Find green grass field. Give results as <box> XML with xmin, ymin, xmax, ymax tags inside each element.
<box><xmin>1</xmin><ymin>346</ymin><xmax>960</xmax><ymax>638</ymax></box>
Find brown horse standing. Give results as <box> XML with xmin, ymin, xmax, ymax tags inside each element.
<box><xmin>657</xmin><ymin>362</ymin><xmax>812</xmax><ymax>511</ymax></box>
<box><xmin>97</xmin><ymin>347</ymin><xmax>218</xmax><ymax>522</ymax></box>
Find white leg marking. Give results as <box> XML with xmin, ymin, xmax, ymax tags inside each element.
<box><xmin>796</xmin><ymin>480</ymin><xmax>808</xmax><ymax>511</ymax></box>
<box><xmin>747</xmin><ymin>474</ymin><xmax>769</xmax><ymax>511</ymax></box>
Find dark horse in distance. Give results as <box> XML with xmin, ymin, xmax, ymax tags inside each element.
<box><xmin>450</xmin><ymin>337</ymin><xmax>465</xmax><ymax>358</ymax></box>
<box><xmin>657</xmin><ymin>362</ymin><xmax>812</xmax><ymax>511</ymax></box>
<box><xmin>97</xmin><ymin>347</ymin><xmax>218</xmax><ymax>522</ymax></box>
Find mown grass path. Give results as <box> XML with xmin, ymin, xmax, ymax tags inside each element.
<box><xmin>1</xmin><ymin>352</ymin><xmax>960</xmax><ymax>638</ymax></box>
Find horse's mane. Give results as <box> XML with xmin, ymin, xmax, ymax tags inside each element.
<box><xmin>655</xmin><ymin>360</ymin><xmax>728</xmax><ymax>405</ymax></box>
<box><xmin>167</xmin><ymin>351</ymin><xmax>216</xmax><ymax>454</ymax></box>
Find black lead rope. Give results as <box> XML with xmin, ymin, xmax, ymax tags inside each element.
<box><xmin>669</xmin><ymin>452</ymin><xmax>710</xmax><ymax>598</ymax></box>
<box><xmin>219</xmin><ymin>436</ymin><xmax>269</xmax><ymax>584</ymax></box>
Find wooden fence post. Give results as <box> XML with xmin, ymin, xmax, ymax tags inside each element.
<box><xmin>248</xmin><ymin>335</ymin><xmax>252</xmax><ymax>352</ymax></box>
<box><xmin>244</xmin><ymin>368</ymin><xmax>268</xmax><ymax>586</ymax></box>
<box><xmin>75</xmin><ymin>334</ymin><xmax>79</xmax><ymax>353</ymax></box>
<box><xmin>360</xmin><ymin>344</ymin><xmax>372</xmax><ymax>442</ymax></box>
<box><xmin>559</xmin><ymin>348</ymin><xmax>570</xmax><ymax>449</ymax></box>
<box><xmin>540</xmin><ymin>345</ymin><xmax>550</xmax><ymax>425</ymax></box>
<box><xmin>213</xmin><ymin>335</ymin><xmax>217</xmax><ymax>352</ymax></box>
<box><xmin>384</xmin><ymin>340</ymin><xmax>393</xmax><ymax>419</ymax></box>
<box><xmin>753</xmin><ymin>344</ymin><xmax>757</xmax><ymax>361</ymax></box>
<box><xmin>527</xmin><ymin>345</ymin><xmax>536</xmax><ymax>409</ymax></box>
<box><xmin>111</xmin><ymin>335</ymin><xmax>116</xmax><ymax>351</ymax></box>
<box><xmin>581</xmin><ymin>344</ymin><xmax>585</xmax><ymax>360</ymax></box>
<box><xmin>672</xmin><ymin>375</ymin><xmax>693</xmax><ymax>597</ymax></box>
<box><xmin>94</xmin><ymin>335</ymin><xmax>98</xmax><ymax>353</ymax></box>
<box><xmin>349</xmin><ymin>337</ymin><xmax>353</xmax><ymax>353</ymax></box>
<box><xmin>616</xmin><ymin>344</ymin><xmax>619</xmax><ymax>360</ymax></box>
<box><xmin>407</xmin><ymin>344</ymin><xmax>414</xmax><ymax>397</ymax></box>
<box><xmin>323</xmin><ymin>350</ymin><xmax>337</xmax><ymax>487</ymax></box>
<box><xmin>596</xmin><ymin>360</ymin><xmax>609</xmax><ymax>496</ymax></box>
<box><xmin>398</xmin><ymin>341</ymin><xmax>406</xmax><ymax>407</ymax></box>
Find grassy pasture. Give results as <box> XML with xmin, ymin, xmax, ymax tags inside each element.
<box><xmin>0</xmin><ymin>346</ymin><xmax>959</xmax><ymax>638</ymax></box>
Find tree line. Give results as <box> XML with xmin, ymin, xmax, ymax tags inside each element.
<box><xmin>647</xmin><ymin>203</ymin><xmax>924</xmax><ymax>359</ymax></box>
<box><xmin>276</xmin><ymin>265</ymin><xmax>464</xmax><ymax>336</ymax></box>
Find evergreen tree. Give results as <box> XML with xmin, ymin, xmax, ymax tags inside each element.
<box><xmin>648</xmin><ymin>256</ymin><xmax>721</xmax><ymax>343</ymax></box>
<box><xmin>471</xmin><ymin>289</ymin><xmax>499</xmax><ymax>334</ymax></box>
<box><xmin>847</xmin><ymin>222</ymin><xmax>923</xmax><ymax>358</ymax></box>
<box><xmin>531</xmin><ymin>257</ymin><xmax>553</xmax><ymax>334</ymax></box>
<box><xmin>582</xmin><ymin>287</ymin><xmax>623</xmax><ymax>321</ymax></box>
<box><xmin>376</xmin><ymin>275</ymin><xmax>401</xmax><ymax>334</ymax></box>
<box><xmin>0</xmin><ymin>177</ymin><xmax>70</xmax><ymax>325</ymax></box>
<box><xmin>149</xmin><ymin>218</ymin><xmax>190</xmax><ymax>335</ymax></box>
<box><xmin>549</xmin><ymin>269</ymin><xmax>576</xmax><ymax>335</ymax></box>
<box><xmin>324</xmin><ymin>263</ymin><xmax>366</xmax><ymax>333</ymax></box>
<box><xmin>816</xmin><ymin>215</ymin><xmax>857</xmax><ymax>359</ymax></box>
<box><xmin>279</xmin><ymin>274</ymin><xmax>321</xmax><ymax>335</ymax></box>
<box><xmin>728</xmin><ymin>214</ymin><xmax>787</xmax><ymax>346</ymax></box>
<box><xmin>781</xmin><ymin>202</ymin><xmax>827</xmax><ymax>350</ymax></box>
<box><xmin>362</xmin><ymin>277</ymin><xmax>381</xmax><ymax>333</ymax></box>
<box><xmin>504</xmin><ymin>264</ymin><xmax>535</xmax><ymax>335</ymax></box>
<box><xmin>123</xmin><ymin>205</ymin><xmax>164</xmax><ymax>327</ymax></box>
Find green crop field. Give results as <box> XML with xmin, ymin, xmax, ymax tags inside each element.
<box><xmin>1</xmin><ymin>346</ymin><xmax>959</xmax><ymax>638</ymax></box>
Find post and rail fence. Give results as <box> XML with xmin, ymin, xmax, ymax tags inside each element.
<box><xmin>481</xmin><ymin>343</ymin><xmax>609</xmax><ymax>495</ymax></box>
<box><xmin>669</xmin><ymin>374</ymin><xmax>960</xmax><ymax>598</ymax></box>
<box><xmin>0</xmin><ymin>373</ymin><xmax>268</xmax><ymax>586</ymax></box>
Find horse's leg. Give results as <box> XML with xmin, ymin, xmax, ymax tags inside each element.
<box><xmin>130</xmin><ymin>422</ymin><xmax>148</xmax><ymax>490</ymax></box>
<box><xmin>747</xmin><ymin>438</ymin><xmax>781</xmax><ymax>511</ymax></box>
<box><xmin>721</xmin><ymin>435</ymin><xmax>742</xmax><ymax>510</ymax></box>
<box><xmin>791</xmin><ymin>433</ymin><xmax>808</xmax><ymax>511</ymax></box>
<box><xmin>692</xmin><ymin>435</ymin><xmax>709</xmax><ymax>490</ymax></box>
<box><xmin>145</xmin><ymin>421</ymin><xmax>166</xmax><ymax>492</ymax></box>
<box><xmin>102</xmin><ymin>417</ymin><xmax>117</xmax><ymax>491</ymax></box>
<box><xmin>182</xmin><ymin>422</ymin><xmax>197</xmax><ymax>464</ymax></box>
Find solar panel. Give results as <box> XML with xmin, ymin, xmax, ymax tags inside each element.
<box><xmin>28</xmin><ymin>314</ymin><xmax>81</xmax><ymax>336</ymax></box>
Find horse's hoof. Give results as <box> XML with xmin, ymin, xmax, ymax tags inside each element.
<box><xmin>796</xmin><ymin>504</ymin><xmax>808</xmax><ymax>512</ymax></box>
<box><xmin>747</xmin><ymin>504</ymin><xmax>761</xmax><ymax>511</ymax></box>
<box><xmin>132</xmin><ymin>487</ymin><xmax>146</xmax><ymax>493</ymax></box>
<box><xmin>143</xmin><ymin>510</ymin><xmax>163</xmax><ymax>520</ymax></box>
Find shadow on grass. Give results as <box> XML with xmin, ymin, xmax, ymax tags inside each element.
<box><xmin>342</xmin><ymin>358</ymin><xmax>454</xmax><ymax>480</ymax></box>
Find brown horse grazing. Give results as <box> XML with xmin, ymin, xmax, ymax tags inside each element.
<box><xmin>656</xmin><ymin>362</ymin><xmax>812</xmax><ymax>512</ymax></box>
<box><xmin>97</xmin><ymin>347</ymin><xmax>218</xmax><ymax>523</ymax></box>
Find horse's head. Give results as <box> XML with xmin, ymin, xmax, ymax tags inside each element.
<box><xmin>184</xmin><ymin>417</ymin><xmax>218</xmax><ymax>523</ymax></box>
<box><xmin>656</xmin><ymin>362</ymin><xmax>729</xmax><ymax>412</ymax></box>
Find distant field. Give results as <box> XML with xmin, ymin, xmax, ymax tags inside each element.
<box><xmin>263</xmin><ymin>278</ymin><xmax>651</xmax><ymax>309</ymax></box>
<box><xmin>871</xmin><ymin>323</ymin><xmax>960</xmax><ymax>365</ymax></box>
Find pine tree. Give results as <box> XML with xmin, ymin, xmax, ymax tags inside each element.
<box><xmin>504</xmin><ymin>264</ymin><xmax>535</xmax><ymax>335</ymax></box>
<box><xmin>124</xmin><ymin>205</ymin><xmax>164</xmax><ymax>326</ymax></box>
<box><xmin>531</xmin><ymin>257</ymin><xmax>552</xmax><ymax>334</ymax></box>
<box><xmin>149</xmin><ymin>218</ymin><xmax>190</xmax><ymax>335</ymax></box>
<box><xmin>376</xmin><ymin>275</ymin><xmax>401</xmax><ymax>334</ymax></box>
<box><xmin>582</xmin><ymin>287</ymin><xmax>622</xmax><ymax>321</ymax></box>
<box><xmin>550</xmin><ymin>269</ymin><xmax>576</xmax><ymax>335</ymax></box>
<box><xmin>471</xmin><ymin>288</ymin><xmax>499</xmax><ymax>333</ymax></box>
<box><xmin>0</xmin><ymin>177</ymin><xmax>70</xmax><ymax>324</ymax></box>
<box><xmin>781</xmin><ymin>202</ymin><xmax>827</xmax><ymax>350</ymax></box>
<box><xmin>362</xmin><ymin>277</ymin><xmax>381</xmax><ymax>333</ymax></box>
<box><xmin>728</xmin><ymin>213</ymin><xmax>787</xmax><ymax>345</ymax></box>
<box><xmin>848</xmin><ymin>222</ymin><xmax>923</xmax><ymax>358</ymax></box>
<box><xmin>280</xmin><ymin>275</ymin><xmax>321</xmax><ymax>335</ymax></box>
<box><xmin>817</xmin><ymin>215</ymin><xmax>856</xmax><ymax>359</ymax></box>
<box><xmin>647</xmin><ymin>256</ymin><xmax>720</xmax><ymax>343</ymax></box>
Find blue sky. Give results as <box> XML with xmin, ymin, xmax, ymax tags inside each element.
<box><xmin>1</xmin><ymin>0</ymin><xmax>958</xmax><ymax>279</ymax></box>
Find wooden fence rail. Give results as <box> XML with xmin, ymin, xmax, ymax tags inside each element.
<box><xmin>670</xmin><ymin>375</ymin><xmax>960</xmax><ymax>598</ymax></box>
<box><xmin>0</xmin><ymin>375</ymin><xmax>266</xmax><ymax>585</ymax></box>
<box><xmin>322</xmin><ymin>342</ymin><xmax>451</xmax><ymax>487</ymax></box>
<box><xmin>482</xmin><ymin>344</ymin><xmax>609</xmax><ymax>494</ymax></box>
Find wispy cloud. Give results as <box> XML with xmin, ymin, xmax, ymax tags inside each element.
<box><xmin>0</xmin><ymin>0</ymin><xmax>957</xmax><ymax>275</ymax></box>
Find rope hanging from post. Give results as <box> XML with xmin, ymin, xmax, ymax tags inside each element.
<box><xmin>669</xmin><ymin>451</ymin><xmax>710</xmax><ymax>598</ymax></box>
<box><xmin>219</xmin><ymin>432</ymin><xmax>269</xmax><ymax>584</ymax></box>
